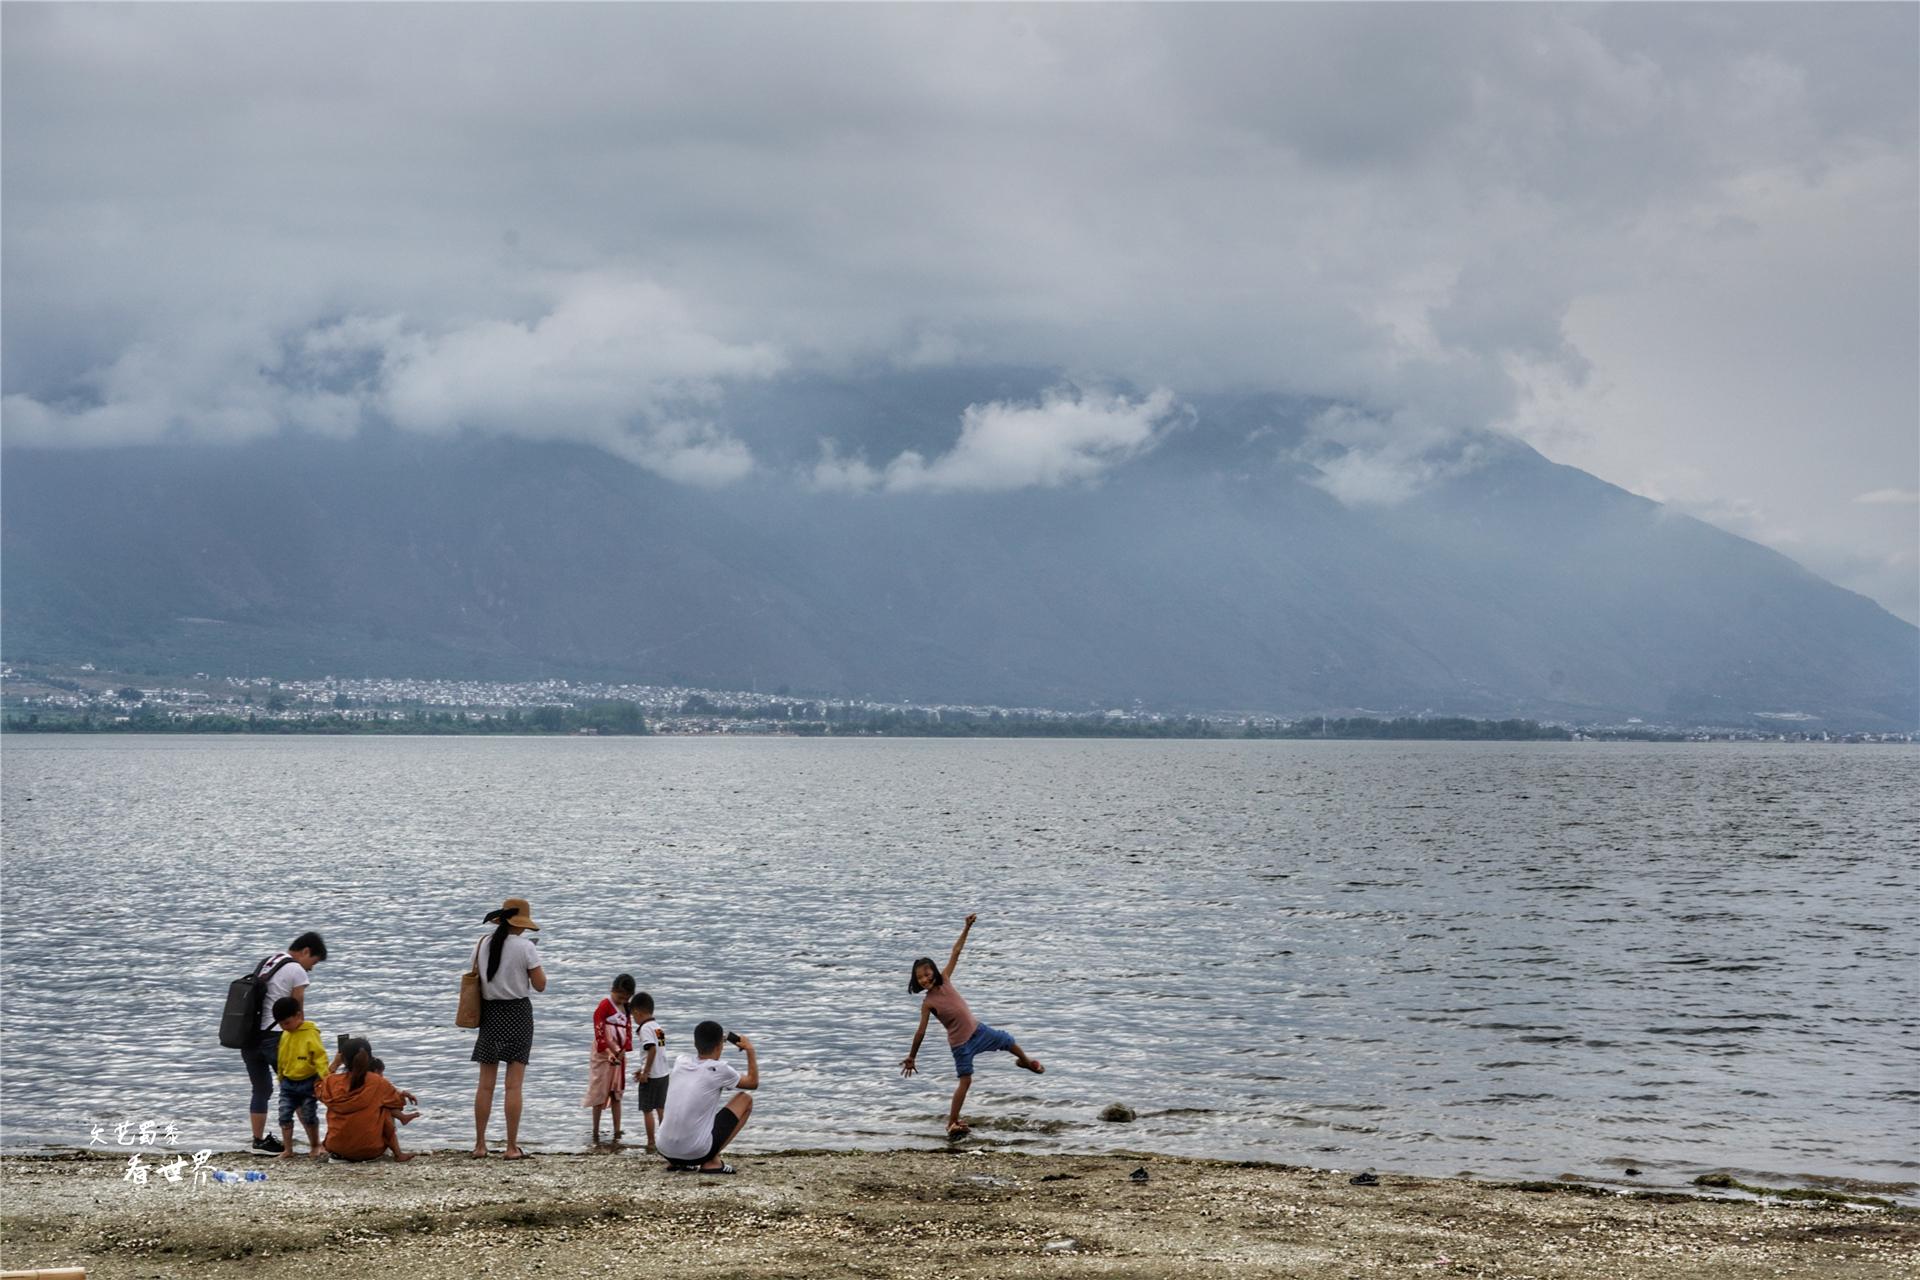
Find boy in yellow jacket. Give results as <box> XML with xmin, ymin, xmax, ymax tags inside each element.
<box><xmin>273</xmin><ymin>996</ymin><xmax>329</xmax><ymax>1160</ymax></box>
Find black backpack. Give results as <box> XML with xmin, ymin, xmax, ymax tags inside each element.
<box><xmin>218</xmin><ymin>954</ymin><xmax>296</xmax><ymax>1049</ymax></box>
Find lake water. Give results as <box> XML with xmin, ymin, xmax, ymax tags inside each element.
<box><xmin>2</xmin><ymin>735</ymin><xmax>1914</xmax><ymax>1199</ymax></box>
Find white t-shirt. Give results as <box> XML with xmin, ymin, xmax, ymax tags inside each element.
<box><xmin>474</xmin><ymin>933</ymin><xmax>543</xmax><ymax>1000</ymax></box>
<box><xmin>635</xmin><ymin>1020</ymin><xmax>667</xmax><ymax>1080</ymax></box>
<box><xmin>256</xmin><ymin>954</ymin><xmax>310</xmax><ymax>1031</ymax></box>
<box><xmin>655</xmin><ymin>1056</ymin><xmax>740</xmax><ymax>1161</ymax></box>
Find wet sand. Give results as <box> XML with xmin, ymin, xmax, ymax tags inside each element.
<box><xmin>2</xmin><ymin>1149</ymin><xmax>1914</xmax><ymax>1278</ymax></box>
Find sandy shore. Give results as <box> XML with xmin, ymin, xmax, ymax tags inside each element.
<box><xmin>2</xmin><ymin>1149</ymin><xmax>1914</xmax><ymax>1279</ymax></box>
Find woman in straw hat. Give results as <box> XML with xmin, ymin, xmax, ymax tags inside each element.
<box><xmin>470</xmin><ymin>896</ymin><xmax>547</xmax><ymax>1159</ymax></box>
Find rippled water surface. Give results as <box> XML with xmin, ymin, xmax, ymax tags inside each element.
<box><xmin>3</xmin><ymin>736</ymin><xmax>1915</xmax><ymax>1197</ymax></box>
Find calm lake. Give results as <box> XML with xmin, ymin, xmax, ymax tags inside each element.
<box><xmin>2</xmin><ymin>735</ymin><xmax>1914</xmax><ymax>1199</ymax></box>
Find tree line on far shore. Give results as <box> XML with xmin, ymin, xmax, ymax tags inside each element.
<box><xmin>2</xmin><ymin>701</ymin><xmax>652</xmax><ymax>736</ymax></box>
<box><xmin>3</xmin><ymin>703</ymin><xmax>1578</xmax><ymax>740</ymax></box>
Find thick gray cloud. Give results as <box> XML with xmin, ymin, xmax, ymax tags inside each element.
<box><xmin>3</xmin><ymin>4</ymin><xmax>1915</xmax><ymax>614</ymax></box>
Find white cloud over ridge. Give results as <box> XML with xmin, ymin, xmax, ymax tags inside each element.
<box><xmin>814</xmin><ymin>387</ymin><xmax>1183</xmax><ymax>495</ymax></box>
<box><xmin>6</xmin><ymin>275</ymin><xmax>780</xmax><ymax>485</ymax></box>
<box><xmin>356</xmin><ymin>275</ymin><xmax>777</xmax><ymax>486</ymax></box>
<box><xmin>1297</xmin><ymin>407</ymin><xmax>1495</xmax><ymax>508</ymax></box>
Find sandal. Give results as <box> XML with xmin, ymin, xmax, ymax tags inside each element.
<box><xmin>698</xmin><ymin>1162</ymin><xmax>736</xmax><ymax>1175</ymax></box>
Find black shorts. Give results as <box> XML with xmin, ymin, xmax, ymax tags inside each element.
<box><xmin>471</xmin><ymin>997</ymin><xmax>534</xmax><ymax>1065</ymax></box>
<box><xmin>701</xmin><ymin>1106</ymin><xmax>739</xmax><ymax>1162</ymax></box>
<box><xmin>669</xmin><ymin>1106</ymin><xmax>739</xmax><ymax>1167</ymax></box>
<box><xmin>636</xmin><ymin>1076</ymin><xmax>669</xmax><ymax>1111</ymax></box>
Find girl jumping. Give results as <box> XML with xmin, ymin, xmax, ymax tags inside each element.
<box><xmin>899</xmin><ymin>913</ymin><xmax>1044</xmax><ymax>1138</ymax></box>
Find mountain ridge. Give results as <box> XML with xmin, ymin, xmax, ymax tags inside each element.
<box><xmin>3</xmin><ymin>403</ymin><xmax>1913</xmax><ymax>729</ymax></box>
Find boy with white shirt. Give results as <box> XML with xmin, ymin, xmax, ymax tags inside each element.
<box><xmin>629</xmin><ymin>992</ymin><xmax>668</xmax><ymax>1151</ymax></box>
<box><xmin>656</xmin><ymin>1020</ymin><xmax>757</xmax><ymax>1174</ymax></box>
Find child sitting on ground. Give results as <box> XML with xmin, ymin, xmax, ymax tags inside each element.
<box><xmin>629</xmin><ymin>992</ymin><xmax>669</xmax><ymax>1152</ymax></box>
<box><xmin>584</xmin><ymin>974</ymin><xmax>635</xmax><ymax>1144</ymax></box>
<box><xmin>316</xmin><ymin>1045</ymin><xmax>420</xmax><ymax>1162</ymax></box>
<box><xmin>272</xmin><ymin>996</ymin><xmax>329</xmax><ymax>1160</ymax></box>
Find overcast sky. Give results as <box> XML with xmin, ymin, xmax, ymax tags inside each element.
<box><xmin>4</xmin><ymin>3</ymin><xmax>1915</xmax><ymax>619</ymax></box>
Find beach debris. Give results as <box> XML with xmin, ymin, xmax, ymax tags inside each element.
<box><xmin>1349</xmin><ymin>1172</ymin><xmax>1380</xmax><ymax>1186</ymax></box>
<box><xmin>1040</xmin><ymin>1173</ymin><xmax>1079</xmax><ymax>1182</ymax></box>
<box><xmin>1129</xmin><ymin>1167</ymin><xmax>1150</xmax><ymax>1183</ymax></box>
<box><xmin>1042</xmin><ymin>1238</ymin><xmax>1080</xmax><ymax>1253</ymax></box>
<box><xmin>957</xmin><ymin>1174</ymin><xmax>1018</xmax><ymax>1188</ymax></box>
<box><xmin>1098</xmin><ymin>1103</ymin><xmax>1136</xmax><ymax>1123</ymax></box>
<box><xmin>1689</xmin><ymin>1172</ymin><xmax>1896</xmax><ymax>1208</ymax></box>
<box><xmin>210</xmin><ymin>1170</ymin><xmax>269</xmax><ymax>1184</ymax></box>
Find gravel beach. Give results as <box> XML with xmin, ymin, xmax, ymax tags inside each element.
<box><xmin>3</xmin><ymin>1149</ymin><xmax>1914</xmax><ymax>1279</ymax></box>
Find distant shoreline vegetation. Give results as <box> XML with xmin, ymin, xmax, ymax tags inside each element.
<box><xmin>0</xmin><ymin>704</ymin><xmax>1582</xmax><ymax>741</ymax></box>
<box><xmin>10</xmin><ymin>666</ymin><xmax>1905</xmax><ymax>741</ymax></box>
<box><xmin>1</xmin><ymin>703</ymin><xmax>654</xmax><ymax>737</ymax></box>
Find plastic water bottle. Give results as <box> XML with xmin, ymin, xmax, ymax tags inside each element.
<box><xmin>211</xmin><ymin>1170</ymin><xmax>240</xmax><ymax>1184</ymax></box>
<box><xmin>244</xmin><ymin>1170</ymin><xmax>268</xmax><ymax>1182</ymax></box>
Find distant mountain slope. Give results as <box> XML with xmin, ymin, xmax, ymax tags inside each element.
<box><xmin>3</xmin><ymin>397</ymin><xmax>1914</xmax><ymax>729</ymax></box>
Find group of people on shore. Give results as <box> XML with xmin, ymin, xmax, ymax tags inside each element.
<box><xmin>231</xmin><ymin>902</ymin><xmax>1039</xmax><ymax>1171</ymax></box>
<box><xmin>234</xmin><ymin>931</ymin><xmax>421</xmax><ymax>1163</ymax></box>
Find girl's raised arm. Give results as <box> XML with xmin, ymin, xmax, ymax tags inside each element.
<box><xmin>943</xmin><ymin>912</ymin><xmax>978</xmax><ymax>981</ymax></box>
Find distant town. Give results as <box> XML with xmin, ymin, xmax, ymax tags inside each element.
<box><xmin>0</xmin><ymin>662</ymin><xmax>1911</xmax><ymax>743</ymax></box>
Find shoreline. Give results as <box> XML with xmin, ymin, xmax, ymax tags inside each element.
<box><xmin>4</xmin><ymin>1149</ymin><xmax>1914</xmax><ymax>1279</ymax></box>
<box><xmin>8</xmin><ymin>1138</ymin><xmax>1916</xmax><ymax>1210</ymax></box>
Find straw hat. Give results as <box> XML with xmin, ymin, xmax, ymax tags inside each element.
<box><xmin>490</xmin><ymin>896</ymin><xmax>540</xmax><ymax>930</ymax></box>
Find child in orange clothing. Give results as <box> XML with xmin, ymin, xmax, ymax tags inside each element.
<box><xmin>317</xmin><ymin>1047</ymin><xmax>421</xmax><ymax>1162</ymax></box>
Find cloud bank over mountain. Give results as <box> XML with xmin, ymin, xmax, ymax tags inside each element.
<box><xmin>3</xmin><ymin>5</ymin><xmax>1914</xmax><ymax>615</ymax></box>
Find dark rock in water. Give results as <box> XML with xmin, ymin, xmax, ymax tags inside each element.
<box><xmin>1625</xmin><ymin>1168</ymin><xmax>1642</xmax><ymax>1177</ymax></box>
<box><xmin>1099</xmin><ymin>1103</ymin><xmax>1136</xmax><ymax>1123</ymax></box>
<box><xmin>1129</xmin><ymin>1167</ymin><xmax>1150</xmax><ymax>1183</ymax></box>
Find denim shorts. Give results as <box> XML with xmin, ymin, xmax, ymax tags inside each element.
<box><xmin>950</xmin><ymin>1023</ymin><xmax>1015</xmax><ymax>1078</ymax></box>
<box><xmin>278</xmin><ymin>1074</ymin><xmax>319</xmax><ymax>1127</ymax></box>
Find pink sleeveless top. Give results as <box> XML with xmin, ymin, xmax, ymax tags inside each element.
<box><xmin>922</xmin><ymin>980</ymin><xmax>978</xmax><ymax>1047</ymax></box>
